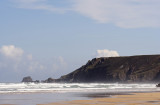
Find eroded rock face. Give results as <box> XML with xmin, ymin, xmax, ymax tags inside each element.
<box><xmin>58</xmin><ymin>55</ymin><xmax>160</xmax><ymax>83</ymax></box>
<box><xmin>22</xmin><ymin>76</ymin><xmax>33</xmax><ymax>82</ymax></box>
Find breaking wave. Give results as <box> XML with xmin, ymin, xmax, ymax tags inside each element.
<box><xmin>0</xmin><ymin>83</ymin><xmax>159</xmax><ymax>94</ymax></box>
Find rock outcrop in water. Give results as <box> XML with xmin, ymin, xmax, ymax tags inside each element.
<box><xmin>22</xmin><ymin>76</ymin><xmax>33</xmax><ymax>82</ymax></box>
<box><xmin>22</xmin><ymin>76</ymin><xmax>40</xmax><ymax>83</ymax></box>
<box><xmin>57</xmin><ymin>55</ymin><xmax>160</xmax><ymax>83</ymax></box>
<box><xmin>42</xmin><ymin>77</ymin><xmax>55</xmax><ymax>83</ymax></box>
<box><xmin>156</xmin><ymin>83</ymin><xmax>160</xmax><ymax>87</ymax></box>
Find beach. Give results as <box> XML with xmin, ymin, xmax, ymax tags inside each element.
<box><xmin>38</xmin><ymin>92</ymin><xmax>160</xmax><ymax>105</ymax></box>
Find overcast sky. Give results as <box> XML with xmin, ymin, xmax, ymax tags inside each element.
<box><xmin>0</xmin><ymin>0</ymin><xmax>160</xmax><ymax>82</ymax></box>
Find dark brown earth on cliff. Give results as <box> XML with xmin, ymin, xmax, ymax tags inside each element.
<box><xmin>56</xmin><ymin>55</ymin><xmax>160</xmax><ymax>83</ymax></box>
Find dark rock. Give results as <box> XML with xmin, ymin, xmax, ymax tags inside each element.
<box><xmin>43</xmin><ymin>77</ymin><xmax>55</xmax><ymax>83</ymax></box>
<box><xmin>156</xmin><ymin>83</ymin><xmax>160</xmax><ymax>87</ymax></box>
<box><xmin>58</xmin><ymin>55</ymin><xmax>160</xmax><ymax>83</ymax></box>
<box><xmin>33</xmin><ymin>80</ymin><xmax>40</xmax><ymax>83</ymax></box>
<box><xmin>22</xmin><ymin>76</ymin><xmax>33</xmax><ymax>82</ymax></box>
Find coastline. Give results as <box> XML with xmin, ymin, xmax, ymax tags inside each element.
<box><xmin>38</xmin><ymin>92</ymin><xmax>160</xmax><ymax>105</ymax></box>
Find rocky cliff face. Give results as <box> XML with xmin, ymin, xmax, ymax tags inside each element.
<box><xmin>58</xmin><ymin>55</ymin><xmax>160</xmax><ymax>83</ymax></box>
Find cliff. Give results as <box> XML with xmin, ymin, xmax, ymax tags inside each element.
<box><xmin>58</xmin><ymin>55</ymin><xmax>160</xmax><ymax>83</ymax></box>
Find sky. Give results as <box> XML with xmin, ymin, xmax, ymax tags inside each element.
<box><xmin>0</xmin><ymin>0</ymin><xmax>160</xmax><ymax>82</ymax></box>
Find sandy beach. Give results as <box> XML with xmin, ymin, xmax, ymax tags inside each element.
<box><xmin>38</xmin><ymin>92</ymin><xmax>160</xmax><ymax>105</ymax></box>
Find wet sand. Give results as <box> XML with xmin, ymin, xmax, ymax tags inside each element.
<box><xmin>38</xmin><ymin>92</ymin><xmax>160</xmax><ymax>105</ymax></box>
<box><xmin>0</xmin><ymin>104</ymin><xmax>15</xmax><ymax>105</ymax></box>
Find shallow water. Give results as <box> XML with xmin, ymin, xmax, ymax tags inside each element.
<box><xmin>0</xmin><ymin>92</ymin><xmax>90</xmax><ymax>105</ymax></box>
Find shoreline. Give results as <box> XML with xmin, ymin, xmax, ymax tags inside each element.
<box><xmin>38</xmin><ymin>92</ymin><xmax>160</xmax><ymax>105</ymax></box>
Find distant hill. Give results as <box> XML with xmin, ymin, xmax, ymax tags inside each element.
<box><xmin>57</xmin><ymin>55</ymin><xmax>160</xmax><ymax>83</ymax></box>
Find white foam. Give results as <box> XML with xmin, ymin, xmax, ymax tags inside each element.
<box><xmin>0</xmin><ymin>83</ymin><xmax>158</xmax><ymax>94</ymax></box>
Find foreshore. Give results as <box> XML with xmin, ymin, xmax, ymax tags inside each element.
<box><xmin>38</xmin><ymin>92</ymin><xmax>160</xmax><ymax>105</ymax></box>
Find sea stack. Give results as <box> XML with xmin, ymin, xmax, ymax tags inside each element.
<box><xmin>22</xmin><ymin>76</ymin><xmax>33</xmax><ymax>82</ymax></box>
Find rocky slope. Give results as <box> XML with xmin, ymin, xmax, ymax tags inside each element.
<box><xmin>57</xmin><ymin>55</ymin><xmax>160</xmax><ymax>83</ymax></box>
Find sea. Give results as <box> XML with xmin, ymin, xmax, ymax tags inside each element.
<box><xmin>0</xmin><ymin>83</ymin><xmax>159</xmax><ymax>105</ymax></box>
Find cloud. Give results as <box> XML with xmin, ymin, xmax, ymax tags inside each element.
<box><xmin>0</xmin><ymin>45</ymin><xmax>24</xmax><ymax>59</ymax></box>
<box><xmin>71</xmin><ymin>0</ymin><xmax>160</xmax><ymax>28</ymax></box>
<box><xmin>11</xmin><ymin>0</ymin><xmax>160</xmax><ymax>28</ymax></box>
<box><xmin>12</xmin><ymin>0</ymin><xmax>67</xmax><ymax>13</ymax></box>
<box><xmin>28</xmin><ymin>61</ymin><xmax>44</xmax><ymax>71</ymax></box>
<box><xmin>0</xmin><ymin>45</ymin><xmax>44</xmax><ymax>72</ymax></box>
<box><xmin>0</xmin><ymin>45</ymin><xmax>68</xmax><ymax>81</ymax></box>
<box><xmin>27</xmin><ymin>54</ymin><xmax>32</xmax><ymax>61</ymax></box>
<box><xmin>52</xmin><ymin>56</ymin><xmax>67</xmax><ymax>71</ymax></box>
<box><xmin>96</xmin><ymin>49</ymin><xmax>119</xmax><ymax>58</ymax></box>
